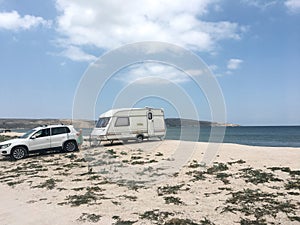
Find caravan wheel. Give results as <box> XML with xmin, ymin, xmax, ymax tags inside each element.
<box><xmin>136</xmin><ymin>135</ymin><xmax>143</xmax><ymax>143</ymax></box>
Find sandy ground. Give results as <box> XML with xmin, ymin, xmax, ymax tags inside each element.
<box><xmin>0</xmin><ymin>140</ymin><xmax>299</xmax><ymax>225</ymax></box>
<box><xmin>0</xmin><ymin>132</ymin><xmax>24</xmax><ymax>137</ymax></box>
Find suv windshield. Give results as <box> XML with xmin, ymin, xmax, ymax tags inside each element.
<box><xmin>96</xmin><ymin>117</ymin><xmax>110</xmax><ymax>128</ymax></box>
<box><xmin>20</xmin><ymin>128</ymin><xmax>37</xmax><ymax>139</ymax></box>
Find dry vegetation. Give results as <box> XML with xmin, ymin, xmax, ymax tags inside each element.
<box><xmin>0</xmin><ymin>141</ymin><xmax>299</xmax><ymax>224</ymax></box>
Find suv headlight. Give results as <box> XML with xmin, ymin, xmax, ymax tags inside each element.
<box><xmin>0</xmin><ymin>143</ymin><xmax>11</xmax><ymax>149</ymax></box>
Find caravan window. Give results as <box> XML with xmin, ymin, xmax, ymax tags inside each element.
<box><xmin>115</xmin><ymin>117</ymin><xmax>130</xmax><ymax>127</ymax></box>
<box><xmin>96</xmin><ymin>117</ymin><xmax>110</xmax><ymax>128</ymax></box>
<box><xmin>148</xmin><ymin>112</ymin><xmax>153</xmax><ymax>120</ymax></box>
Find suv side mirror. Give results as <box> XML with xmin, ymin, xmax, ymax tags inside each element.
<box><xmin>30</xmin><ymin>136</ymin><xmax>36</xmax><ymax>140</ymax></box>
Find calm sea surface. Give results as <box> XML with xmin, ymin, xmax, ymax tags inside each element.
<box><xmin>13</xmin><ymin>126</ymin><xmax>300</xmax><ymax>147</ymax></box>
<box><xmin>166</xmin><ymin>126</ymin><xmax>300</xmax><ymax>147</ymax></box>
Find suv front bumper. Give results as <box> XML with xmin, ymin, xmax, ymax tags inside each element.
<box><xmin>1</xmin><ymin>149</ymin><xmax>10</xmax><ymax>156</ymax></box>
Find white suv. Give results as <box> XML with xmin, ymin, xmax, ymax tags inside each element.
<box><xmin>0</xmin><ymin>125</ymin><xmax>79</xmax><ymax>160</ymax></box>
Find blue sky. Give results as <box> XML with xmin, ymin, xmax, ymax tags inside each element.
<box><xmin>0</xmin><ymin>0</ymin><xmax>299</xmax><ymax>126</ymax></box>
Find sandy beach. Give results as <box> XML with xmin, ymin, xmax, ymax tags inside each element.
<box><xmin>0</xmin><ymin>140</ymin><xmax>299</xmax><ymax>225</ymax></box>
<box><xmin>0</xmin><ymin>132</ymin><xmax>24</xmax><ymax>138</ymax></box>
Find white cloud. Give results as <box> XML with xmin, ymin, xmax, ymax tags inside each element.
<box><xmin>60</xmin><ymin>45</ymin><xmax>97</xmax><ymax>62</ymax></box>
<box><xmin>55</xmin><ymin>0</ymin><xmax>244</xmax><ymax>59</ymax></box>
<box><xmin>227</xmin><ymin>58</ymin><xmax>243</xmax><ymax>70</ymax></box>
<box><xmin>208</xmin><ymin>64</ymin><xmax>218</xmax><ymax>72</ymax></box>
<box><xmin>0</xmin><ymin>10</ymin><xmax>51</xmax><ymax>31</ymax></box>
<box><xmin>242</xmin><ymin>0</ymin><xmax>300</xmax><ymax>13</ymax></box>
<box><xmin>115</xmin><ymin>63</ymin><xmax>198</xmax><ymax>84</ymax></box>
<box><xmin>285</xmin><ymin>0</ymin><xmax>300</xmax><ymax>13</ymax></box>
<box><xmin>241</xmin><ymin>0</ymin><xmax>278</xmax><ymax>10</ymax></box>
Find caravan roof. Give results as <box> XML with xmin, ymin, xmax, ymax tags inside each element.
<box><xmin>99</xmin><ymin>107</ymin><xmax>163</xmax><ymax>118</ymax></box>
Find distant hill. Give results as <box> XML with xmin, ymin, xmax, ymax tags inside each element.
<box><xmin>0</xmin><ymin>118</ymin><xmax>239</xmax><ymax>129</ymax></box>
<box><xmin>165</xmin><ymin>118</ymin><xmax>239</xmax><ymax>127</ymax></box>
<box><xmin>0</xmin><ymin>119</ymin><xmax>95</xmax><ymax>129</ymax></box>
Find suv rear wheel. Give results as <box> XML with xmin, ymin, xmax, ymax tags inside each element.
<box><xmin>63</xmin><ymin>141</ymin><xmax>78</xmax><ymax>152</ymax></box>
<box><xmin>11</xmin><ymin>146</ymin><xmax>27</xmax><ymax>160</ymax></box>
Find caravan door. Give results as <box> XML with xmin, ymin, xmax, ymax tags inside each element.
<box><xmin>147</xmin><ymin>111</ymin><xmax>155</xmax><ymax>137</ymax></box>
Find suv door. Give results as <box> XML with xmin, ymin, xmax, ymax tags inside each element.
<box><xmin>50</xmin><ymin>127</ymin><xmax>70</xmax><ymax>148</ymax></box>
<box><xmin>29</xmin><ymin>128</ymin><xmax>51</xmax><ymax>151</ymax></box>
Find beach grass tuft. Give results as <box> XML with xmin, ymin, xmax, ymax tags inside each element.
<box><xmin>267</xmin><ymin>166</ymin><xmax>300</xmax><ymax>176</ymax></box>
<box><xmin>215</xmin><ymin>172</ymin><xmax>231</xmax><ymax>184</ymax></box>
<box><xmin>64</xmin><ymin>153</ymin><xmax>77</xmax><ymax>160</ymax></box>
<box><xmin>228</xmin><ymin>159</ymin><xmax>246</xmax><ymax>165</ymax></box>
<box><xmin>119</xmin><ymin>194</ymin><xmax>137</xmax><ymax>201</ymax></box>
<box><xmin>285</xmin><ymin>179</ymin><xmax>300</xmax><ymax>190</ymax></box>
<box><xmin>157</xmin><ymin>184</ymin><xmax>184</xmax><ymax>196</ymax></box>
<box><xmin>6</xmin><ymin>179</ymin><xmax>25</xmax><ymax>187</ymax></box>
<box><xmin>105</xmin><ymin>149</ymin><xmax>118</xmax><ymax>158</ymax></box>
<box><xmin>221</xmin><ymin>188</ymin><xmax>298</xmax><ymax>223</ymax></box>
<box><xmin>140</xmin><ymin>209</ymin><xmax>174</xmax><ymax>224</ymax></box>
<box><xmin>206</xmin><ymin>162</ymin><xmax>228</xmax><ymax>174</ymax></box>
<box><xmin>186</xmin><ymin>170</ymin><xmax>206</xmax><ymax>181</ymax></box>
<box><xmin>62</xmin><ymin>189</ymin><xmax>98</xmax><ymax>207</ymax></box>
<box><xmin>239</xmin><ymin>167</ymin><xmax>283</xmax><ymax>184</ymax></box>
<box><xmin>77</xmin><ymin>213</ymin><xmax>101</xmax><ymax>223</ymax></box>
<box><xmin>188</xmin><ymin>160</ymin><xmax>201</xmax><ymax>168</ymax></box>
<box><xmin>164</xmin><ymin>218</ymin><xmax>202</xmax><ymax>225</ymax></box>
<box><xmin>163</xmin><ymin>196</ymin><xmax>184</xmax><ymax>205</ymax></box>
<box><xmin>114</xmin><ymin>220</ymin><xmax>137</xmax><ymax>225</ymax></box>
<box><xmin>33</xmin><ymin>178</ymin><xmax>62</xmax><ymax>190</ymax></box>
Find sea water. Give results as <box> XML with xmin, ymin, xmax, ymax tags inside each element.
<box><xmin>166</xmin><ymin>126</ymin><xmax>300</xmax><ymax>147</ymax></box>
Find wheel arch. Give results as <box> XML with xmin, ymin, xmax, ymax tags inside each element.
<box><xmin>11</xmin><ymin>145</ymin><xmax>29</xmax><ymax>154</ymax></box>
<box><xmin>63</xmin><ymin>139</ymin><xmax>77</xmax><ymax>146</ymax></box>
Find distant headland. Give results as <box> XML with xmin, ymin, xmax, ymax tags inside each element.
<box><xmin>165</xmin><ymin>118</ymin><xmax>239</xmax><ymax>127</ymax></box>
<box><xmin>0</xmin><ymin>118</ymin><xmax>239</xmax><ymax>129</ymax></box>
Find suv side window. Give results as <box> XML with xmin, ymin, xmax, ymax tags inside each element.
<box><xmin>51</xmin><ymin>127</ymin><xmax>70</xmax><ymax>136</ymax></box>
<box><xmin>33</xmin><ymin>128</ymin><xmax>50</xmax><ymax>138</ymax></box>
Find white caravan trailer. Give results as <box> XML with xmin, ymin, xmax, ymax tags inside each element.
<box><xmin>91</xmin><ymin>107</ymin><xmax>166</xmax><ymax>144</ymax></box>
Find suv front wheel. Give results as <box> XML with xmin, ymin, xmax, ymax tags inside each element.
<box><xmin>11</xmin><ymin>146</ymin><xmax>27</xmax><ymax>160</ymax></box>
<box><xmin>63</xmin><ymin>141</ymin><xmax>78</xmax><ymax>152</ymax></box>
